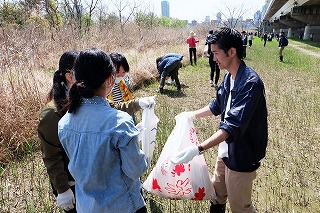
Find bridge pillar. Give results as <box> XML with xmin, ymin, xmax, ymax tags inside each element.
<box><xmin>303</xmin><ymin>25</ymin><xmax>311</xmax><ymax>40</ymax></box>
<box><xmin>288</xmin><ymin>28</ymin><xmax>292</xmax><ymax>37</ymax></box>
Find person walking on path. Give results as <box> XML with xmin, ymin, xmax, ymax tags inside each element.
<box><xmin>186</xmin><ymin>31</ymin><xmax>199</xmax><ymax>66</ymax></box>
<box><xmin>278</xmin><ymin>31</ymin><xmax>289</xmax><ymax>62</ymax></box>
<box><xmin>171</xmin><ymin>28</ymin><xmax>268</xmax><ymax>213</ymax></box>
<box><xmin>206</xmin><ymin>30</ymin><xmax>220</xmax><ymax>89</ymax></box>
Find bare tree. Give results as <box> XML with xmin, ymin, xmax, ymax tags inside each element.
<box><xmin>111</xmin><ymin>0</ymin><xmax>140</xmax><ymax>33</ymax></box>
<box><xmin>43</xmin><ymin>0</ymin><xmax>61</xmax><ymax>31</ymax></box>
<box><xmin>83</xmin><ymin>0</ymin><xmax>100</xmax><ymax>33</ymax></box>
<box><xmin>219</xmin><ymin>3</ymin><xmax>250</xmax><ymax>30</ymax></box>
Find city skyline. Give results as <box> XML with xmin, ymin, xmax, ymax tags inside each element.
<box><xmin>144</xmin><ymin>0</ymin><xmax>266</xmax><ymax>22</ymax></box>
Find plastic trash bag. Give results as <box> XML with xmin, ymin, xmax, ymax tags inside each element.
<box><xmin>142</xmin><ymin>114</ymin><xmax>214</xmax><ymax>200</ymax></box>
<box><xmin>203</xmin><ymin>45</ymin><xmax>210</xmax><ymax>58</ymax></box>
<box><xmin>140</xmin><ymin>103</ymin><xmax>159</xmax><ymax>167</ymax></box>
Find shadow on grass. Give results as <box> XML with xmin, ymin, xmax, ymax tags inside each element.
<box><xmin>149</xmin><ymin>199</ymin><xmax>163</xmax><ymax>213</ymax></box>
<box><xmin>160</xmin><ymin>84</ymin><xmax>189</xmax><ymax>98</ymax></box>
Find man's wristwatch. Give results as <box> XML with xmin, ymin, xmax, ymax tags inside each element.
<box><xmin>198</xmin><ymin>144</ymin><xmax>205</xmax><ymax>155</ymax></box>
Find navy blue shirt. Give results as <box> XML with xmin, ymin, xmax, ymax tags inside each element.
<box><xmin>209</xmin><ymin>61</ymin><xmax>268</xmax><ymax>172</ymax></box>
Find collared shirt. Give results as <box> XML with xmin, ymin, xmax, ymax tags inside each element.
<box><xmin>209</xmin><ymin>61</ymin><xmax>268</xmax><ymax>172</ymax></box>
<box><xmin>58</xmin><ymin>96</ymin><xmax>147</xmax><ymax>212</ymax></box>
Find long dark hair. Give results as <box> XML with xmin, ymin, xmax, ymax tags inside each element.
<box><xmin>66</xmin><ymin>48</ymin><xmax>115</xmax><ymax>114</ymax></box>
<box><xmin>46</xmin><ymin>50</ymin><xmax>79</xmax><ymax>113</ymax></box>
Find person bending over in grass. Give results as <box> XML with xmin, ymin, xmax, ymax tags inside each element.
<box><xmin>171</xmin><ymin>28</ymin><xmax>268</xmax><ymax>213</ymax></box>
<box><xmin>58</xmin><ymin>48</ymin><xmax>148</xmax><ymax>213</ymax></box>
<box><xmin>156</xmin><ymin>53</ymin><xmax>183</xmax><ymax>94</ymax></box>
<box><xmin>38</xmin><ymin>50</ymin><xmax>153</xmax><ymax>212</ymax></box>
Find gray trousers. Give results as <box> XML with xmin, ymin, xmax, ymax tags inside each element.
<box><xmin>159</xmin><ymin>61</ymin><xmax>181</xmax><ymax>89</ymax></box>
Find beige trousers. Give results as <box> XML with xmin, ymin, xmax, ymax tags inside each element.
<box><xmin>212</xmin><ymin>157</ymin><xmax>257</xmax><ymax>213</ymax></box>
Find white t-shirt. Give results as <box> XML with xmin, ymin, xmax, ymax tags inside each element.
<box><xmin>218</xmin><ymin>75</ymin><xmax>235</xmax><ymax>158</ymax></box>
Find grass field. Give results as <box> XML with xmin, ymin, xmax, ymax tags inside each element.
<box><xmin>1</xmin><ymin>36</ymin><xmax>319</xmax><ymax>212</ymax></box>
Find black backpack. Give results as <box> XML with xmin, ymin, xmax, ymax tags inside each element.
<box><xmin>282</xmin><ymin>37</ymin><xmax>288</xmax><ymax>46</ymax></box>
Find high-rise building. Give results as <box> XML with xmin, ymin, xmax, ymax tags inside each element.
<box><xmin>161</xmin><ymin>0</ymin><xmax>170</xmax><ymax>18</ymax></box>
<box><xmin>205</xmin><ymin>16</ymin><xmax>210</xmax><ymax>23</ymax></box>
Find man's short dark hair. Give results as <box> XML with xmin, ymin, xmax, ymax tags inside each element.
<box><xmin>208</xmin><ymin>28</ymin><xmax>244</xmax><ymax>59</ymax></box>
<box><xmin>156</xmin><ymin>57</ymin><xmax>163</xmax><ymax>69</ymax></box>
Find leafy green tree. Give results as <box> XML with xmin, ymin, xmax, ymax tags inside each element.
<box><xmin>134</xmin><ymin>12</ymin><xmax>157</xmax><ymax>29</ymax></box>
<box><xmin>157</xmin><ymin>16</ymin><xmax>187</xmax><ymax>28</ymax></box>
<box><xmin>170</xmin><ymin>18</ymin><xmax>187</xmax><ymax>28</ymax></box>
<box><xmin>43</xmin><ymin>0</ymin><xmax>63</xmax><ymax>30</ymax></box>
<box><xmin>157</xmin><ymin>16</ymin><xmax>170</xmax><ymax>27</ymax></box>
<box><xmin>0</xmin><ymin>2</ymin><xmax>23</xmax><ymax>26</ymax></box>
<box><xmin>26</xmin><ymin>14</ymin><xmax>50</xmax><ymax>28</ymax></box>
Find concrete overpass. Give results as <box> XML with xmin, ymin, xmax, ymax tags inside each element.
<box><xmin>261</xmin><ymin>0</ymin><xmax>320</xmax><ymax>40</ymax></box>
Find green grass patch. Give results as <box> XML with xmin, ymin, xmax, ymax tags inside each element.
<box><xmin>1</xmin><ymin>37</ymin><xmax>319</xmax><ymax>212</ymax></box>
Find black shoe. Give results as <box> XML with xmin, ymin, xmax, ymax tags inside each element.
<box><xmin>280</xmin><ymin>56</ymin><xmax>283</xmax><ymax>62</ymax></box>
<box><xmin>156</xmin><ymin>88</ymin><xmax>164</xmax><ymax>94</ymax></box>
<box><xmin>210</xmin><ymin>202</ymin><xmax>226</xmax><ymax>213</ymax></box>
<box><xmin>177</xmin><ymin>85</ymin><xmax>181</xmax><ymax>91</ymax></box>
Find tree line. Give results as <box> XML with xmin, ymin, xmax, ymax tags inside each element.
<box><xmin>0</xmin><ymin>0</ymin><xmax>187</xmax><ymax>34</ymax></box>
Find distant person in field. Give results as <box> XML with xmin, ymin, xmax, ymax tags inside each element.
<box><xmin>206</xmin><ymin>29</ymin><xmax>220</xmax><ymax>90</ymax></box>
<box><xmin>278</xmin><ymin>31</ymin><xmax>289</xmax><ymax>62</ymax></box>
<box><xmin>310</xmin><ymin>32</ymin><xmax>314</xmax><ymax>41</ymax></box>
<box><xmin>263</xmin><ymin>32</ymin><xmax>268</xmax><ymax>47</ymax></box>
<box><xmin>186</xmin><ymin>31</ymin><xmax>199</xmax><ymax>66</ymax></box>
<box><xmin>171</xmin><ymin>28</ymin><xmax>268</xmax><ymax>213</ymax></box>
<box><xmin>58</xmin><ymin>48</ymin><xmax>148</xmax><ymax>212</ymax></box>
<box><xmin>248</xmin><ymin>32</ymin><xmax>253</xmax><ymax>48</ymax></box>
<box><xmin>241</xmin><ymin>31</ymin><xmax>248</xmax><ymax>58</ymax></box>
<box><xmin>156</xmin><ymin>53</ymin><xmax>183</xmax><ymax>94</ymax></box>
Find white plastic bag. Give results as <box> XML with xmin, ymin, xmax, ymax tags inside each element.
<box><xmin>142</xmin><ymin>114</ymin><xmax>214</xmax><ymax>200</ymax></box>
<box><xmin>203</xmin><ymin>45</ymin><xmax>210</xmax><ymax>58</ymax></box>
<box><xmin>141</xmin><ymin>104</ymin><xmax>159</xmax><ymax>167</ymax></box>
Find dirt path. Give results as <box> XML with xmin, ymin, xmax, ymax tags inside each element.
<box><xmin>289</xmin><ymin>40</ymin><xmax>320</xmax><ymax>59</ymax></box>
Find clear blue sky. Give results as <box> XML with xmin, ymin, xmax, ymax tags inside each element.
<box><xmin>143</xmin><ymin>0</ymin><xmax>266</xmax><ymax>22</ymax></box>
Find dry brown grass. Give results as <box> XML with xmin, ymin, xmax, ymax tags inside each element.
<box><xmin>0</xmin><ymin>23</ymin><xmax>207</xmax><ymax>165</ymax></box>
<box><xmin>1</xmin><ymin>28</ymin><xmax>320</xmax><ymax>212</ymax></box>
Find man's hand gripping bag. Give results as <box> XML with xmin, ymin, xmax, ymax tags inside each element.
<box><xmin>142</xmin><ymin>114</ymin><xmax>214</xmax><ymax>200</ymax></box>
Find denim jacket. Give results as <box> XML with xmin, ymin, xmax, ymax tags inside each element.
<box><xmin>158</xmin><ymin>53</ymin><xmax>183</xmax><ymax>76</ymax></box>
<box><xmin>209</xmin><ymin>61</ymin><xmax>268</xmax><ymax>172</ymax></box>
<box><xmin>58</xmin><ymin>96</ymin><xmax>147</xmax><ymax>213</ymax></box>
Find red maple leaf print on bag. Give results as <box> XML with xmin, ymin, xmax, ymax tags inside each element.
<box><xmin>171</xmin><ymin>164</ymin><xmax>185</xmax><ymax>176</ymax></box>
<box><xmin>191</xmin><ymin>187</ymin><xmax>206</xmax><ymax>200</ymax></box>
<box><xmin>152</xmin><ymin>178</ymin><xmax>162</xmax><ymax>192</ymax></box>
<box><xmin>142</xmin><ymin>114</ymin><xmax>214</xmax><ymax>200</ymax></box>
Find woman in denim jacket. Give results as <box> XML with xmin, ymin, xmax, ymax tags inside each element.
<box><xmin>58</xmin><ymin>48</ymin><xmax>148</xmax><ymax>213</ymax></box>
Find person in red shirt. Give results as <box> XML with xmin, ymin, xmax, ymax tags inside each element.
<box><xmin>186</xmin><ymin>31</ymin><xmax>199</xmax><ymax>66</ymax></box>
